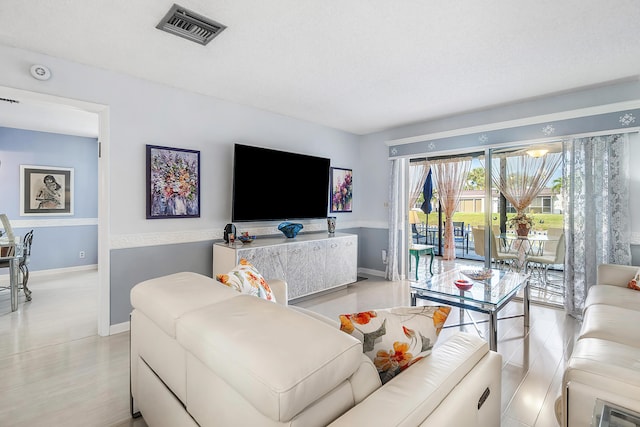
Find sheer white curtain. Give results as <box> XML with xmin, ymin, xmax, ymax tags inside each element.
<box><xmin>386</xmin><ymin>159</ymin><xmax>401</xmax><ymax>281</ymax></box>
<box><xmin>431</xmin><ymin>157</ymin><xmax>472</xmax><ymax>260</ymax></box>
<box><xmin>408</xmin><ymin>160</ymin><xmax>431</xmax><ymax>209</ymax></box>
<box><xmin>564</xmin><ymin>134</ymin><xmax>631</xmax><ymax>317</ymax></box>
<box><xmin>490</xmin><ymin>151</ymin><xmax>562</xmax><ymax>214</ymax></box>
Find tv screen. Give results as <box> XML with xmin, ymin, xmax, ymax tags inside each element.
<box><xmin>232</xmin><ymin>144</ymin><xmax>331</xmax><ymax>222</ymax></box>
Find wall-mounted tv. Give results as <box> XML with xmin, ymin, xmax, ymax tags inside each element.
<box><xmin>232</xmin><ymin>144</ymin><xmax>331</xmax><ymax>222</ymax></box>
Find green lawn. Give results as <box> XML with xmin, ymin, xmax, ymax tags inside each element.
<box><xmin>415</xmin><ymin>212</ymin><xmax>564</xmax><ymax>231</ymax></box>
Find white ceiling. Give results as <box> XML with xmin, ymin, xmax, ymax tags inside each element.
<box><xmin>1</xmin><ymin>0</ymin><xmax>639</xmax><ymax>135</ymax></box>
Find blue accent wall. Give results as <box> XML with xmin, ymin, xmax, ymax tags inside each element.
<box><xmin>0</xmin><ymin>127</ymin><xmax>98</xmax><ymax>270</ymax></box>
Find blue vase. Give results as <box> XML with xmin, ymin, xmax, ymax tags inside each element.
<box><xmin>278</xmin><ymin>222</ymin><xmax>303</xmax><ymax>238</ymax></box>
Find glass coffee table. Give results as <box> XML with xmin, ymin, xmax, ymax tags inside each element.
<box><xmin>592</xmin><ymin>400</ymin><xmax>640</xmax><ymax>427</ymax></box>
<box><xmin>410</xmin><ymin>268</ymin><xmax>530</xmax><ymax>351</ymax></box>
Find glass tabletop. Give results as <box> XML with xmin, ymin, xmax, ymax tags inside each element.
<box><xmin>410</xmin><ymin>268</ymin><xmax>529</xmax><ymax>310</ymax></box>
<box><xmin>593</xmin><ymin>399</ymin><xmax>640</xmax><ymax>427</ymax></box>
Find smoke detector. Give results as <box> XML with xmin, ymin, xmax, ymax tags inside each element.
<box><xmin>30</xmin><ymin>65</ymin><xmax>51</xmax><ymax>81</ymax></box>
<box><xmin>156</xmin><ymin>4</ymin><xmax>226</xmax><ymax>45</ymax></box>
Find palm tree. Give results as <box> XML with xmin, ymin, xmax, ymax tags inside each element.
<box><xmin>551</xmin><ymin>177</ymin><xmax>563</xmax><ymax>194</ymax></box>
<box><xmin>464</xmin><ymin>167</ymin><xmax>486</xmax><ymax>190</ymax></box>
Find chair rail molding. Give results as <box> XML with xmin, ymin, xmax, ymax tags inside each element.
<box><xmin>10</xmin><ymin>218</ymin><xmax>98</xmax><ymax>228</ymax></box>
<box><xmin>109</xmin><ymin>220</ymin><xmax>363</xmax><ymax>250</ymax></box>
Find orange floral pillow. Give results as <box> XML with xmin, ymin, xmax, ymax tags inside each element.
<box><xmin>628</xmin><ymin>271</ymin><xmax>640</xmax><ymax>291</ymax></box>
<box><xmin>338</xmin><ymin>306</ymin><xmax>451</xmax><ymax>384</ymax></box>
<box><xmin>216</xmin><ymin>259</ymin><xmax>276</xmax><ymax>302</ymax></box>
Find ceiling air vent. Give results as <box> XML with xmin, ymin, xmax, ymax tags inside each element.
<box><xmin>156</xmin><ymin>4</ymin><xmax>226</xmax><ymax>46</ymax></box>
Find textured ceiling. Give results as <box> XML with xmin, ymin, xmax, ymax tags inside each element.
<box><xmin>1</xmin><ymin>0</ymin><xmax>639</xmax><ymax>135</ymax></box>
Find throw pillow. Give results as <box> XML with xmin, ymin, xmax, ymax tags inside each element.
<box><xmin>216</xmin><ymin>258</ymin><xmax>276</xmax><ymax>302</ymax></box>
<box><xmin>628</xmin><ymin>270</ymin><xmax>640</xmax><ymax>291</ymax></box>
<box><xmin>339</xmin><ymin>305</ymin><xmax>451</xmax><ymax>384</ymax></box>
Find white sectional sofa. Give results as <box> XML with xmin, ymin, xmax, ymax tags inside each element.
<box><xmin>130</xmin><ymin>272</ymin><xmax>503</xmax><ymax>427</ymax></box>
<box><xmin>559</xmin><ymin>263</ymin><xmax>640</xmax><ymax>427</ymax></box>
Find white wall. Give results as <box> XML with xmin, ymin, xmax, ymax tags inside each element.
<box><xmin>0</xmin><ymin>44</ymin><xmax>361</xmax><ymax>240</ymax></box>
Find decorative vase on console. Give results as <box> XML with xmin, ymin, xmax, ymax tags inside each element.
<box><xmin>327</xmin><ymin>217</ymin><xmax>336</xmax><ymax>234</ymax></box>
<box><xmin>278</xmin><ymin>222</ymin><xmax>303</xmax><ymax>238</ymax></box>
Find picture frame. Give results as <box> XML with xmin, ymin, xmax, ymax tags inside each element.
<box><xmin>330</xmin><ymin>167</ymin><xmax>353</xmax><ymax>213</ymax></box>
<box><xmin>146</xmin><ymin>144</ymin><xmax>200</xmax><ymax>219</ymax></box>
<box><xmin>20</xmin><ymin>165</ymin><xmax>74</xmax><ymax>216</ymax></box>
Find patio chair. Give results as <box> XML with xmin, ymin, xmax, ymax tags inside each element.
<box><xmin>452</xmin><ymin>221</ymin><xmax>469</xmax><ymax>254</ymax></box>
<box><xmin>472</xmin><ymin>227</ymin><xmax>517</xmax><ymax>270</ymax></box>
<box><xmin>526</xmin><ymin>232</ymin><xmax>565</xmax><ymax>296</ymax></box>
<box><xmin>411</xmin><ymin>224</ymin><xmax>427</xmax><ymax>244</ymax></box>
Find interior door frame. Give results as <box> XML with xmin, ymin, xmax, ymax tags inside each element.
<box><xmin>1</xmin><ymin>85</ymin><xmax>111</xmax><ymax>336</ymax></box>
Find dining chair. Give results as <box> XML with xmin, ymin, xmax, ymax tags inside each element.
<box><xmin>18</xmin><ymin>230</ymin><xmax>34</xmax><ymax>301</ymax></box>
<box><xmin>526</xmin><ymin>232</ymin><xmax>565</xmax><ymax>295</ymax></box>
<box><xmin>0</xmin><ymin>214</ymin><xmax>15</xmax><ymax>257</ymax></box>
<box><xmin>0</xmin><ymin>226</ymin><xmax>33</xmax><ymax>301</ymax></box>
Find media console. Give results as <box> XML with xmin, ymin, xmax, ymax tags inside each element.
<box><xmin>213</xmin><ymin>232</ymin><xmax>358</xmax><ymax>301</ymax></box>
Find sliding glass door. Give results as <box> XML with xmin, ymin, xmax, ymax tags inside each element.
<box><xmin>408</xmin><ymin>142</ymin><xmax>565</xmax><ymax>306</ymax></box>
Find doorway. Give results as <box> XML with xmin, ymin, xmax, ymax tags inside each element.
<box><xmin>0</xmin><ymin>85</ymin><xmax>110</xmax><ymax>335</ymax></box>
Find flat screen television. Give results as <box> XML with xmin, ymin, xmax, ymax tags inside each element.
<box><xmin>232</xmin><ymin>144</ymin><xmax>331</xmax><ymax>222</ymax></box>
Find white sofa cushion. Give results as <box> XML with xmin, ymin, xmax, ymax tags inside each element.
<box><xmin>584</xmin><ymin>284</ymin><xmax>640</xmax><ymax>312</ymax></box>
<box><xmin>579</xmin><ymin>304</ymin><xmax>640</xmax><ymax>348</ymax></box>
<box><xmin>131</xmin><ymin>272</ymin><xmax>238</xmax><ymax>337</ymax></box>
<box><xmin>596</xmin><ymin>264</ymin><xmax>639</xmax><ymax>287</ymax></box>
<box><xmin>176</xmin><ymin>294</ymin><xmax>364</xmax><ymax>422</ymax></box>
<box><xmin>563</xmin><ymin>337</ymin><xmax>640</xmax><ymax>427</ymax></box>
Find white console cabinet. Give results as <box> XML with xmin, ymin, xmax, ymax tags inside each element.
<box><xmin>213</xmin><ymin>233</ymin><xmax>357</xmax><ymax>300</ymax></box>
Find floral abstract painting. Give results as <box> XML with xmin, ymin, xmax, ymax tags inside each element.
<box><xmin>146</xmin><ymin>145</ymin><xmax>200</xmax><ymax>219</ymax></box>
<box><xmin>330</xmin><ymin>167</ymin><xmax>352</xmax><ymax>213</ymax></box>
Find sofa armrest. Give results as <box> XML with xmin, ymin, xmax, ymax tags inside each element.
<box><xmin>597</xmin><ymin>264</ymin><xmax>638</xmax><ymax>287</ymax></box>
<box><xmin>289</xmin><ymin>306</ymin><xmax>339</xmax><ymax>327</ymax></box>
<box><xmin>269</xmin><ymin>279</ymin><xmax>288</xmax><ymax>306</ymax></box>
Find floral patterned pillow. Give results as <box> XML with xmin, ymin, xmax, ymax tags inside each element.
<box><xmin>628</xmin><ymin>270</ymin><xmax>640</xmax><ymax>291</ymax></box>
<box><xmin>216</xmin><ymin>258</ymin><xmax>276</xmax><ymax>302</ymax></box>
<box><xmin>339</xmin><ymin>306</ymin><xmax>451</xmax><ymax>384</ymax></box>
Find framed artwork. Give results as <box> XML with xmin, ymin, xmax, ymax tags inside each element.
<box><xmin>20</xmin><ymin>165</ymin><xmax>74</xmax><ymax>216</ymax></box>
<box><xmin>146</xmin><ymin>145</ymin><xmax>200</xmax><ymax>219</ymax></box>
<box><xmin>330</xmin><ymin>167</ymin><xmax>353</xmax><ymax>213</ymax></box>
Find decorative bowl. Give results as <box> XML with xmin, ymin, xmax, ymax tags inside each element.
<box><xmin>460</xmin><ymin>269</ymin><xmax>494</xmax><ymax>281</ymax></box>
<box><xmin>278</xmin><ymin>222</ymin><xmax>303</xmax><ymax>238</ymax></box>
<box><xmin>454</xmin><ymin>279</ymin><xmax>473</xmax><ymax>291</ymax></box>
<box><xmin>238</xmin><ymin>235</ymin><xmax>255</xmax><ymax>244</ymax></box>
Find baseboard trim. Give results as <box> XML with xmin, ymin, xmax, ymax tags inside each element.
<box><xmin>358</xmin><ymin>268</ymin><xmax>386</xmax><ymax>278</ymax></box>
<box><xmin>0</xmin><ymin>264</ymin><xmax>97</xmax><ymax>280</ymax></box>
<box><xmin>110</xmin><ymin>321</ymin><xmax>130</xmax><ymax>335</ymax></box>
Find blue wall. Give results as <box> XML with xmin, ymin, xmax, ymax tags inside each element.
<box><xmin>0</xmin><ymin>127</ymin><xmax>98</xmax><ymax>270</ymax></box>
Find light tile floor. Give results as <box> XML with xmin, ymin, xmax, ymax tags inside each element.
<box><xmin>0</xmin><ymin>261</ymin><xmax>579</xmax><ymax>426</ymax></box>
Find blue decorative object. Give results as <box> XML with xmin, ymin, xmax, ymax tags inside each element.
<box><xmin>278</xmin><ymin>222</ymin><xmax>303</xmax><ymax>238</ymax></box>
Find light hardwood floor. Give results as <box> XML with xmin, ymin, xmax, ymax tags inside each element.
<box><xmin>0</xmin><ymin>262</ymin><xmax>580</xmax><ymax>426</ymax></box>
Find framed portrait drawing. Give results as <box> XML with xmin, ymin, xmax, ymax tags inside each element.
<box><xmin>20</xmin><ymin>165</ymin><xmax>74</xmax><ymax>216</ymax></box>
<box><xmin>330</xmin><ymin>167</ymin><xmax>353</xmax><ymax>213</ymax></box>
<box><xmin>146</xmin><ymin>145</ymin><xmax>200</xmax><ymax>219</ymax></box>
